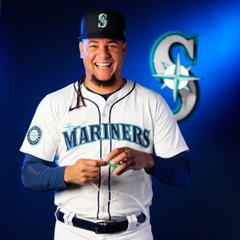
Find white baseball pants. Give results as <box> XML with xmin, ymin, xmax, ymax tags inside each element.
<box><xmin>54</xmin><ymin>214</ymin><xmax>153</xmax><ymax>240</ymax></box>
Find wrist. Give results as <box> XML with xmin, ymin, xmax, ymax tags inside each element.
<box><xmin>144</xmin><ymin>153</ymin><xmax>155</xmax><ymax>173</ymax></box>
<box><xmin>64</xmin><ymin>166</ymin><xmax>72</xmax><ymax>184</ymax></box>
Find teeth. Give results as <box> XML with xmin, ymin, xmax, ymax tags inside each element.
<box><xmin>95</xmin><ymin>63</ymin><xmax>111</xmax><ymax>67</ymax></box>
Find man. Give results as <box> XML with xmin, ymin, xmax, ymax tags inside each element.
<box><xmin>20</xmin><ymin>8</ymin><xmax>190</xmax><ymax>240</ymax></box>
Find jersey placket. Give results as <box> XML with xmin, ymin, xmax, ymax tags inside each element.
<box><xmin>98</xmin><ymin>100</ymin><xmax>112</xmax><ymax>220</ymax></box>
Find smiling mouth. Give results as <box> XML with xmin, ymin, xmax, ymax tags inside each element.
<box><xmin>95</xmin><ymin>63</ymin><xmax>112</xmax><ymax>69</ymax></box>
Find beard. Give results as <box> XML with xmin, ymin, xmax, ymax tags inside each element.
<box><xmin>91</xmin><ymin>74</ymin><xmax>117</xmax><ymax>87</ymax></box>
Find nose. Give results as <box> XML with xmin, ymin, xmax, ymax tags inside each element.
<box><xmin>98</xmin><ymin>46</ymin><xmax>111</xmax><ymax>58</ymax></box>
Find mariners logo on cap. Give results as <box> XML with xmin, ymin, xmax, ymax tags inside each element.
<box><xmin>79</xmin><ymin>8</ymin><xmax>126</xmax><ymax>40</ymax></box>
<box><xmin>27</xmin><ymin>125</ymin><xmax>42</xmax><ymax>145</ymax></box>
<box><xmin>98</xmin><ymin>13</ymin><xmax>108</xmax><ymax>28</ymax></box>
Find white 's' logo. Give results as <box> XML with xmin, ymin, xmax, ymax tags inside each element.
<box><xmin>98</xmin><ymin>13</ymin><xmax>108</xmax><ymax>28</ymax></box>
<box><xmin>150</xmin><ymin>32</ymin><xmax>201</xmax><ymax>122</ymax></box>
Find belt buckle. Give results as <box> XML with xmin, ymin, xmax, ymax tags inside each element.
<box><xmin>94</xmin><ymin>221</ymin><xmax>109</xmax><ymax>234</ymax></box>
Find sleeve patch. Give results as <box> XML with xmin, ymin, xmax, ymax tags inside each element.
<box><xmin>27</xmin><ymin>126</ymin><xmax>42</xmax><ymax>145</ymax></box>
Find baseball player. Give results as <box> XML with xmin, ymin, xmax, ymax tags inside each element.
<box><xmin>20</xmin><ymin>8</ymin><xmax>190</xmax><ymax>240</ymax></box>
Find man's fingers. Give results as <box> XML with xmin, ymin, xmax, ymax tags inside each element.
<box><xmin>113</xmin><ymin>163</ymin><xmax>127</xmax><ymax>176</ymax></box>
<box><xmin>111</xmin><ymin>151</ymin><xmax>128</xmax><ymax>165</ymax></box>
<box><xmin>97</xmin><ymin>159</ymin><xmax>108</xmax><ymax>167</ymax></box>
<box><xmin>105</xmin><ymin>148</ymin><xmax>126</xmax><ymax>161</ymax></box>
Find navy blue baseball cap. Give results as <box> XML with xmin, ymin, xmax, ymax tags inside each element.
<box><xmin>78</xmin><ymin>8</ymin><xmax>126</xmax><ymax>41</ymax></box>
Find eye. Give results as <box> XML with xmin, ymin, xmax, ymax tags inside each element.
<box><xmin>108</xmin><ymin>43</ymin><xmax>118</xmax><ymax>51</ymax></box>
<box><xmin>109</xmin><ymin>43</ymin><xmax>118</xmax><ymax>49</ymax></box>
<box><xmin>89</xmin><ymin>44</ymin><xmax>97</xmax><ymax>48</ymax></box>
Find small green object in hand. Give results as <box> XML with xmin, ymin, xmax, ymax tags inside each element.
<box><xmin>108</xmin><ymin>159</ymin><xmax>123</xmax><ymax>169</ymax></box>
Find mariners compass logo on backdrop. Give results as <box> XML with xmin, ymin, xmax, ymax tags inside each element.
<box><xmin>150</xmin><ymin>31</ymin><xmax>201</xmax><ymax>121</ymax></box>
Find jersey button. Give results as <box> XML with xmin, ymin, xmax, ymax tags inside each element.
<box><xmin>102</xmin><ymin>207</ymin><xmax>106</xmax><ymax>212</ymax></box>
<box><xmin>103</xmin><ymin>180</ymin><xmax>108</xmax><ymax>186</ymax></box>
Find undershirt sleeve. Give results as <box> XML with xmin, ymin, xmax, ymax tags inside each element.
<box><xmin>149</xmin><ymin>151</ymin><xmax>191</xmax><ymax>186</ymax></box>
<box><xmin>21</xmin><ymin>154</ymin><xmax>68</xmax><ymax>191</ymax></box>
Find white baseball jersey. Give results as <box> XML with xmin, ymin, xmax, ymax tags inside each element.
<box><xmin>20</xmin><ymin>79</ymin><xmax>188</xmax><ymax>220</ymax></box>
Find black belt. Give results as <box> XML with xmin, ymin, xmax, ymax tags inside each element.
<box><xmin>56</xmin><ymin>209</ymin><xmax>146</xmax><ymax>234</ymax></box>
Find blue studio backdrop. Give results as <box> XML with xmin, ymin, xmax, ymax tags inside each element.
<box><xmin>0</xmin><ymin>0</ymin><xmax>239</xmax><ymax>239</ymax></box>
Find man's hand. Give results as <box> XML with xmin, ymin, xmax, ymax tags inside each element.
<box><xmin>64</xmin><ymin>159</ymin><xmax>107</xmax><ymax>185</ymax></box>
<box><xmin>105</xmin><ymin>147</ymin><xmax>155</xmax><ymax>176</ymax></box>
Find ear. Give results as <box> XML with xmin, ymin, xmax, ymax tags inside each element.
<box><xmin>79</xmin><ymin>41</ymin><xmax>84</xmax><ymax>59</ymax></box>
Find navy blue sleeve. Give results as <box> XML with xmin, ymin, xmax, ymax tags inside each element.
<box><xmin>21</xmin><ymin>154</ymin><xmax>68</xmax><ymax>191</ymax></box>
<box><xmin>150</xmin><ymin>151</ymin><xmax>190</xmax><ymax>186</ymax></box>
